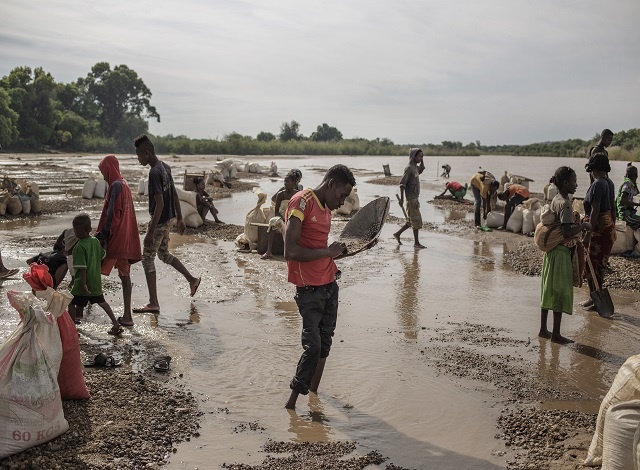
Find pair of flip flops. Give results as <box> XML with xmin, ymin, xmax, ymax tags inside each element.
<box><xmin>0</xmin><ymin>268</ymin><xmax>19</xmax><ymax>279</ymax></box>
<box><xmin>84</xmin><ymin>352</ymin><xmax>122</xmax><ymax>368</ymax></box>
<box><xmin>154</xmin><ymin>355</ymin><xmax>172</xmax><ymax>372</ymax></box>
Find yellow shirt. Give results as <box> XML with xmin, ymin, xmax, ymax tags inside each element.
<box><xmin>470</xmin><ymin>173</ymin><xmax>491</xmax><ymax>199</ymax></box>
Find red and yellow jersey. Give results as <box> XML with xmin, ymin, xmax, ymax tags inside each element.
<box><xmin>285</xmin><ymin>189</ymin><xmax>337</xmax><ymax>287</ymax></box>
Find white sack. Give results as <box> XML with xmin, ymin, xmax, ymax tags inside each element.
<box><xmin>505</xmin><ymin>206</ymin><xmax>524</xmax><ymax>233</ymax></box>
<box><xmin>586</xmin><ymin>354</ymin><xmax>640</xmax><ymax>466</ymax></box>
<box><xmin>82</xmin><ymin>179</ymin><xmax>97</xmax><ymax>199</ymax></box>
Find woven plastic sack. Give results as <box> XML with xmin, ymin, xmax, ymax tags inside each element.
<box><xmin>601</xmin><ymin>400</ymin><xmax>640</xmax><ymax>470</ymax></box>
<box><xmin>0</xmin><ymin>291</ymin><xmax>69</xmax><ymax>458</ymax></box>
<box><xmin>586</xmin><ymin>355</ymin><xmax>640</xmax><ymax>466</ymax></box>
<box><xmin>23</xmin><ymin>266</ymin><xmax>89</xmax><ymax>400</ymax></box>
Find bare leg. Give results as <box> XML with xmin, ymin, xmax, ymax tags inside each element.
<box><xmin>53</xmin><ymin>265</ymin><xmax>68</xmax><ymax>289</ymax></box>
<box><xmin>413</xmin><ymin>228</ymin><xmax>426</xmax><ymax>249</ymax></box>
<box><xmin>98</xmin><ymin>301</ymin><xmax>120</xmax><ymax>329</ymax></box>
<box><xmin>503</xmin><ymin>203</ymin><xmax>514</xmax><ymax>229</ymax></box>
<box><xmin>209</xmin><ymin>205</ymin><xmax>223</xmax><ymax>223</ymax></box>
<box><xmin>120</xmin><ymin>275</ymin><xmax>133</xmax><ymax>324</ymax></box>
<box><xmin>169</xmin><ymin>257</ymin><xmax>198</xmax><ymax>285</ymax></box>
<box><xmin>285</xmin><ymin>390</ymin><xmax>299</xmax><ymax>410</ymax></box>
<box><xmin>261</xmin><ymin>231</ymin><xmax>275</xmax><ymax>259</ymax></box>
<box><xmin>309</xmin><ymin>357</ymin><xmax>326</xmax><ymax>393</ymax></box>
<box><xmin>144</xmin><ymin>271</ymin><xmax>160</xmax><ymax>310</ymax></box>
<box><xmin>538</xmin><ymin>308</ymin><xmax>551</xmax><ymax>338</ymax></box>
<box><xmin>551</xmin><ymin>311</ymin><xmax>573</xmax><ymax>344</ymax></box>
<box><xmin>393</xmin><ymin>223</ymin><xmax>410</xmax><ymax>245</ymax></box>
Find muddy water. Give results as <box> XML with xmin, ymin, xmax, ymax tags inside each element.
<box><xmin>1</xmin><ymin>154</ymin><xmax>639</xmax><ymax>469</ymax></box>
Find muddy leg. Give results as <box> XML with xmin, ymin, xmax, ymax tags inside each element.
<box><xmin>285</xmin><ymin>390</ymin><xmax>299</xmax><ymax>410</ymax></box>
<box><xmin>538</xmin><ymin>308</ymin><xmax>551</xmax><ymax>339</ymax></box>
<box><xmin>309</xmin><ymin>357</ymin><xmax>326</xmax><ymax>393</ymax></box>
<box><xmin>551</xmin><ymin>311</ymin><xmax>573</xmax><ymax>344</ymax></box>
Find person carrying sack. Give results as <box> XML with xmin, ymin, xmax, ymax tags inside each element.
<box><xmin>538</xmin><ymin>166</ymin><xmax>591</xmax><ymax>344</ymax></box>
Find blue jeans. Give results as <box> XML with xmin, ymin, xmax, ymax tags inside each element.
<box><xmin>472</xmin><ymin>185</ymin><xmax>482</xmax><ymax>226</ymax></box>
<box><xmin>290</xmin><ymin>281</ymin><xmax>339</xmax><ymax>395</ymax></box>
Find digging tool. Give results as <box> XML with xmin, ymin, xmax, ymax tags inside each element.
<box><xmin>586</xmin><ymin>256</ymin><xmax>614</xmax><ymax>318</ymax></box>
<box><xmin>395</xmin><ymin>193</ymin><xmax>408</xmax><ymax>219</ymax></box>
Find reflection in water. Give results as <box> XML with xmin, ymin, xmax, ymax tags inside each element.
<box><xmin>395</xmin><ymin>250</ymin><xmax>421</xmax><ymax>340</ymax></box>
<box><xmin>288</xmin><ymin>394</ymin><xmax>332</xmax><ymax>443</ymax></box>
<box><xmin>189</xmin><ymin>303</ymin><xmax>201</xmax><ymax>324</ymax></box>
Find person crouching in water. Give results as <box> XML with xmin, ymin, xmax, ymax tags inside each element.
<box><xmin>539</xmin><ymin>167</ymin><xmax>591</xmax><ymax>344</ymax></box>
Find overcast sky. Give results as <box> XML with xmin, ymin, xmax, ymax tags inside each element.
<box><xmin>2</xmin><ymin>0</ymin><xmax>639</xmax><ymax>145</ymax></box>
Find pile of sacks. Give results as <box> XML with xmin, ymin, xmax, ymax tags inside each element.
<box><xmin>81</xmin><ymin>173</ymin><xmax>107</xmax><ymax>199</ymax></box>
<box><xmin>0</xmin><ymin>265</ymin><xmax>90</xmax><ymax>458</ymax></box>
<box><xmin>0</xmin><ymin>178</ymin><xmax>41</xmax><ymax>216</ymax></box>
<box><xmin>485</xmin><ymin>198</ymin><xmax>543</xmax><ymax>234</ymax></box>
<box><xmin>235</xmin><ymin>192</ymin><xmax>268</xmax><ymax>251</ymax></box>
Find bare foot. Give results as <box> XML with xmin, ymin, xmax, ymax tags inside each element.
<box><xmin>414</xmin><ymin>243</ymin><xmax>427</xmax><ymax>249</ymax></box>
<box><xmin>285</xmin><ymin>390</ymin><xmax>299</xmax><ymax>410</ymax></box>
<box><xmin>393</xmin><ymin>233</ymin><xmax>402</xmax><ymax>245</ymax></box>
<box><xmin>551</xmin><ymin>335</ymin><xmax>574</xmax><ymax>344</ymax></box>
<box><xmin>538</xmin><ymin>330</ymin><xmax>552</xmax><ymax>339</ymax></box>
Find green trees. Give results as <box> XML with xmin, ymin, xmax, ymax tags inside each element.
<box><xmin>0</xmin><ymin>88</ymin><xmax>19</xmax><ymax>146</ymax></box>
<box><xmin>310</xmin><ymin>123</ymin><xmax>343</xmax><ymax>142</ymax></box>
<box><xmin>77</xmin><ymin>62</ymin><xmax>159</xmax><ymax>147</ymax></box>
<box><xmin>0</xmin><ymin>62</ymin><xmax>158</xmax><ymax>151</ymax></box>
<box><xmin>279</xmin><ymin>120</ymin><xmax>302</xmax><ymax>141</ymax></box>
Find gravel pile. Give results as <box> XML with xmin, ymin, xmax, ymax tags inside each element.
<box><xmin>496</xmin><ymin>408</ymin><xmax>596</xmax><ymax>470</ymax></box>
<box><xmin>1</xmin><ymin>371</ymin><xmax>201</xmax><ymax>469</ymax></box>
<box><xmin>424</xmin><ymin>321</ymin><xmax>592</xmax><ymax>469</ymax></box>
<box><xmin>503</xmin><ymin>241</ymin><xmax>640</xmax><ymax>291</ymax></box>
<box><xmin>221</xmin><ymin>440</ymin><xmax>412</xmax><ymax>470</ymax></box>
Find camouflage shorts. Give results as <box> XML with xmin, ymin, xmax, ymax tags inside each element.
<box><xmin>142</xmin><ymin>220</ymin><xmax>175</xmax><ymax>273</ymax></box>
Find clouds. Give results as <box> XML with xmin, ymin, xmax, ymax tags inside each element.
<box><xmin>2</xmin><ymin>0</ymin><xmax>638</xmax><ymax>144</ymax></box>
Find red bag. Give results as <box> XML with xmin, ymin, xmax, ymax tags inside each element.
<box><xmin>56</xmin><ymin>311</ymin><xmax>90</xmax><ymax>400</ymax></box>
<box><xmin>24</xmin><ymin>264</ymin><xmax>90</xmax><ymax>400</ymax></box>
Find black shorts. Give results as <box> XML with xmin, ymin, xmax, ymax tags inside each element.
<box><xmin>71</xmin><ymin>294</ymin><xmax>106</xmax><ymax>308</ymax></box>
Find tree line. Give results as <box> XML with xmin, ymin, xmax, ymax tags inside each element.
<box><xmin>0</xmin><ymin>63</ymin><xmax>638</xmax><ymax>159</ymax></box>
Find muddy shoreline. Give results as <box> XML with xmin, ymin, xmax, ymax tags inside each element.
<box><xmin>1</xmin><ymin>155</ymin><xmax>630</xmax><ymax>469</ymax></box>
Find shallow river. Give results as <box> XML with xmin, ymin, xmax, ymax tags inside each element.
<box><xmin>0</xmin><ymin>154</ymin><xmax>638</xmax><ymax>469</ymax></box>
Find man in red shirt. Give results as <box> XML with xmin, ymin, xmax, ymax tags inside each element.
<box><xmin>498</xmin><ymin>183</ymin><xmax>530</xmax><ymax>228</ymax></box>
<box><xmin>284</xmin><ymin>164</ymin><xmax>355</xmax><ymax>410</ymax></box>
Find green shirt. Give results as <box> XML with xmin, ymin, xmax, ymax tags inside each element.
<box><xmin>71</xmin><ymin>237</ymin><xmax>105</xmax><ymax>296</ymax></box>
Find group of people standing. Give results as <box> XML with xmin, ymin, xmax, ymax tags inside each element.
<box><xmin>538</xmin><ymin>129</ymin><xmax>637</xmax><ymax>343</ymax></box>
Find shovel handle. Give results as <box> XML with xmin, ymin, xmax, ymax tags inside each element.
<box><xmin>585</xmin><ymin>256</ymin><xmax>600</xmax><ymax>291</ymax></box>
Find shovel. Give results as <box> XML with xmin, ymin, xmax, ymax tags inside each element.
<box><xmin>586</xmin><ymin>256</ymin><xmax>614</xmax><ymax>318</ymax></box>
<box><xmin>395</xmin><ymin>193</ymin><xmax>408</xmax><ymax>219</ymax></box>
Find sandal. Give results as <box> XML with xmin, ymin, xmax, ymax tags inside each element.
<box><xmin>117</xmin><ymin>317</ymin><xmax>134</xmax><ymax>327</ymax></box>
<box><xmin>153</xmin><ymin>355</ymin><xmax>172</xmax><ymax>372</ymax></box>
<box><xmin>84</xmin><ymin>352</ymin><xmax>122</xmax><ymax>367</ymax></box>
<box><xmin>108</xmin><ymin>325</ymin><xmax>124</xmax><ymax>336</ymax></box>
